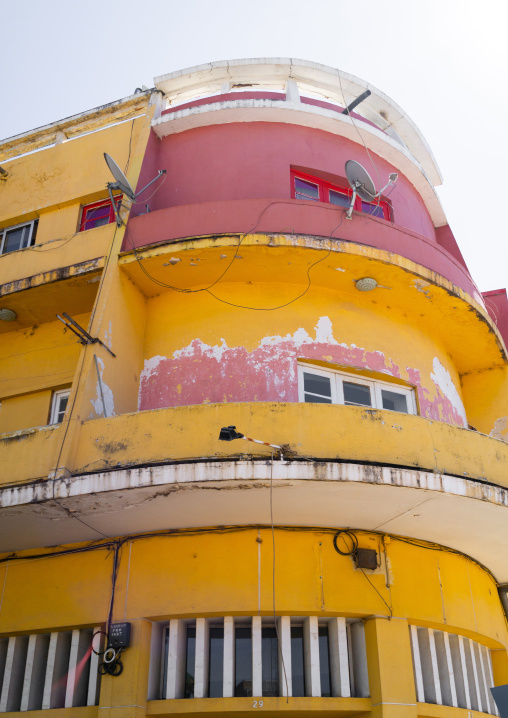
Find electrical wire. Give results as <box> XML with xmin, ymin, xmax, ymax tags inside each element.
<box><xmin>270</xmin><ymin>450</ymin><xmax>289</xmax><ymax>702</ymax></box>
<box><xmin>0</xmin><ymin>523</ymin><xmax>499</xmax><ymax>585</ymax></box>
<box><xmin>124</xmin><ymin>120</ymin><xmax>135</xmax><ymax>175</ymax></box>
<box><xmin>124</xmin><ymin>200</ymin><xmax>345</xmax><ymax>310</ymax></box>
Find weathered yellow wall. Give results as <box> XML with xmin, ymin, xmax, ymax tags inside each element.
<box><xmin>0</xmin><ymin>388</ymin><xmax>54</xmax><ymax>433</ymax></box>
<box><xmin>0</xmin><ymin>529</ymin><xmax>505</xmax><ymax>650</ymax></box>
<box><xmin>0</xmin><ymin>117</ymin><xmax>147</xmax><ymax>228</ymax></box>
<box><xmin>0</xmin><ymin>314</ymin><xmax>87</xmax><ymax>403</ymax></box>
<box><xmin>140</xmin><ymin>283</ymin><xmax>466</xmax><ymax>426</ymax></box>
<box><xmin>462</xmin><ymin>365</ymin><xmax>508</xmax><ymax>441</ymax></box>
<box><xmin>70</xmin><ymin>402</ymin><xmax>508</xmax><ymax>484</ymax></box>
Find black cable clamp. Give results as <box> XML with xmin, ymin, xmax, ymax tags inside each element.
<box><xmin>92</xmin><ymin>623</ymin><xmax>131</xmax><ymax>677</ymax></box>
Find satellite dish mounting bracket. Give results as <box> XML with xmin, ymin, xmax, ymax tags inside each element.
<box><xmin>104</xmin><ymin>153</ymin><xmax>166</xmax><ymax>227</ymax></box>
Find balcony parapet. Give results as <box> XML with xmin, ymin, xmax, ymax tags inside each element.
<box><xmin>2</xmin><ymin>405</ymin><xmax>508</xmax><ymax>577</ymax></box>
<box><xmin>124</xmin><ymin>202</ymin><xmax>480</xmax><ymax>304</ymax></box>
<box><xmin>2</xmin><ymin>403</ymin><xmax>508</xmax><ymax>490</ymax></box>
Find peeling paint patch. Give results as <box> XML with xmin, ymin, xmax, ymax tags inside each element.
<box><xmin>490</xmin><ymin>417</ymin><xmax>508</xmax><ymax>442</ymax></box>
<box><xmin>91</xmin><ymin>357</ymin><xmax>115</xmax><ymax>418</ymax></box>
<box><xmin>138</xmin><ymin>319</ymin><xmax>467</xmax><ymax>429</ymax></box>
<box><xmin>105</xmin><ymin>321</ymin><xmax>113</xmax><ymax>350</ymax></box>
<box><xmin>139</xmin><ymin>316</ymin><xmax>403</xmax><ymax>413</ymax></box>
<box><xmin>412</xmin><ymin>279</ymin><xmax>432</xmax><ymax>298</ymax></box>
<box><xmin>430</xmin><ymin>357</ymin><xmax>467</xmax><ymax>427</ymax></box>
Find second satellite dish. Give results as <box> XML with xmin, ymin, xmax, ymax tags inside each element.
<box><xmin>344</xmin><ymin>160</ymin><xmax>398</xmax><ymax>220</ymax></box>
<box><xmin>104</xmin><ymin>153</ymin><xmax>166</xmax><ymax>226</ymax></box>
<box><xmin>104</xmin><ymin>153</ymin><xmax>136</xmax><ymax>200</ymax></box>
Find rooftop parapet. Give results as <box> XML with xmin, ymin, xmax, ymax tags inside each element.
<box><xmin>154</xmin><ymin>58</ymin><xmax>442</xmax><ymax>187</ymax></box>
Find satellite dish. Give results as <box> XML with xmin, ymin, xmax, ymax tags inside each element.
<box><xmin>344</xmin><ymin>160</ymin><xmax>398</xmax><ymax>220</ymax></box>
<box><xmin>104</xmin><ymin>153</ymin><xmax>136</xmax><ymax>200</ymax></box>
<box><xmin>103</xmin><ymin>154</ymin><xmax>166</xmax><ymax>227</ymax></box>
<box><xmin>345</xmin><ymin>160</ymin><xmax>376</xmax><ymax>202</ymax></box>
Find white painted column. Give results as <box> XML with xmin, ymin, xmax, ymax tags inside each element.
<box><xmin>328</xmin><ymin>617</ymin><xmax>350</xmax><ymax>697</ymax></box>
<box><xmin>165</xmin><ymin>620</ymin><xmax>186</xmax><ymax>699</ymax></box>
<box><xmin>469</xmin><ymin>639</ymin><xmax>482</xmax><ymax>712</ymax></box>
<box><xmin>223</xmin><ymin>617</ymin><xmax>235</xmax><ymax>698</ymax></box>
<box><xmin>42</xmin><ymin>631</ymin><xmax>71</xmax><ymax>710</ymax></box>
<box><xmin>277</xmin><ymin>616</ymin><xmax>292</xmax><ymax>698</ymax></box>
<box><xmin>303</xmin><ymin>616</ymin><xmax>321</xmax><ymax>697</ymax></box>
<box><xmin>349</xmin><ymin>621</ymin><xmax>369</xmax><ymax>698</ymax></box>
<box><xmin>442</xmin><ymin>630</ymin><xmax>458</xmax><ymax>707</ymax></box>
<box><xmin>285</xmin><ymin>79</ymin><xmax>300</xmax><ymax>103</ymax></box>
<box><xmin>252</xmin><ymin>617</ymin><xmax>262</xmax><ymax>698</ymax></box>
<box><xmin>21</xmin><ymin>633</ymin><xmax>49</xmax><ymax>711</ymax></box>
<box><xmin>458</xmin><ymin>635</ymin><xmax>472</xmax><ymax>710</ymax></box>
<box><xmin>0</xmin><ymin>637</ymin><xmax>15</xmax><ymax>711</ymax></box>
<box><xmin>87</xmin><ymin>627</ymin><xmax>102</xmax><ymax>706</ymax></box>
<box><xmin>428</xmin><ymin>629</ymin><xmax>443</xmax><ymax>705</ymax></box>
<box><xmin>65</xmin><ymin>629</ymin><xmax>81</xmax><ymax>707</ymax></box>
<box><xmin>485</xmin><ymin>647</ymin><xmax>500</xmax><ymax>716</ymax></box>
<box><xmin>410</xmin><ymin>626</ymin><xmax>425</xmax><ymax>703</ymax></box>
<box><xmin>194</xmin><ymin>618</ymin><xmax>209</xmax><ymax>698</ymax></box>
<box><xmin>20</xmin><ymin>634</ymin><xmax>37</xmax><ymax>712</ymax></box>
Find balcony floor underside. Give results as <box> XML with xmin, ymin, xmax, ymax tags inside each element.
<box><xmin>1</xmin><ymin>460</ymin><xmax>507</xmax><ymax>582</ymax></box>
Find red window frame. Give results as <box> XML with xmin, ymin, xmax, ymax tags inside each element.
<box><xmin>79</xmin><ymin>196</ymin><xmax>122</xmax><ymax>232</ymax></box>
<box><xmin>291</xmin><ymin>170</ymin><xmax>392</xmax><ymax>221</ymax></box>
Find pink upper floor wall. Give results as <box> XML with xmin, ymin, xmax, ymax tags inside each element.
<box><xmin>126</xmin><ymin>122</ymin><xmax>478</xmax><ymax>300</ymax></box>
<box><xmin>131</xmin><ymin>122</ymin><xmax>434</xmax><ymax>237</ymax></box>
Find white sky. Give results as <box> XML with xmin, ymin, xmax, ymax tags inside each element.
<box><xmin>1</xmin><ymin>0</ymin><xmax>507</xmax><ymax>293</ymax></box>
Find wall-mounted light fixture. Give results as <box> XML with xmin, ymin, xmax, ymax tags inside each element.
<box><xmin>0</xmin><ymin>308</ymin><xmax>17</xmax><ymax>321</ymax></box>
<box><xmin>219</xmin><ymin>425</ymin><xmax>283</xmax><ymax>459</ymax></box>
<box><xmin>355</xmin><ymin>277</ymin><xmax>377</xmax><ymax>292</ymax></box>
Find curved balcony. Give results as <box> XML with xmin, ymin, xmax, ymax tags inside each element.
<box><xmin>2</xmin><ymin>403</ymin><xmax>508</xmax><ymax>581</ymax></box>
<box><xmin>124</xmin><ymin>201</ymin><xmax>481</xmax><ymax>304</ymax></box>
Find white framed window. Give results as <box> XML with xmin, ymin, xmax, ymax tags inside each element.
<box><xmin>298</xmin><ymin>363</ymin><xmax>417</xmax><ymax>415</ymax></box>
<box><xmin>0</xmin><ymin>220</ymin><xmax>38</xmax><ymax>255</ymax></box>
<box><xmin>50</xmin><ymin>389</ymin><xmax>70</xmax><ymax>424</ymax></box>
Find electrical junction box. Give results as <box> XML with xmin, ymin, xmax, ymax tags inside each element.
<box><xmin>355</xmin><ymin>548</ymin><xmax>378</xmax><ymax>570</ymax></box>
<box><xmin>109</xmin><ymin>622</ymin><xmax>131</xmax><ymax>649</ymax></box>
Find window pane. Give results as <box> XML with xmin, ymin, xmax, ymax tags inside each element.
<box><xmin>329</xmin><ymin>189</ymin><xmax>350</xmax><ymax>208</ymax></box>
<box><xmin>2</xmin><ymin>225</ymin><xmax>29</xmax><ymax>254</ymax></box>
<box><xmin>57</xmin><ymin>395</ymin><xmax>69</xmax><ymax>423</ymax></box>
<box><xmin>209</xmin><ymin>626</ymin><xmax>224</xmax><ymax>698</ymax></box>
<box><xmin>262</xmin><ymin>627</ymin><xmax>279</xmax><ymax>697</ymax></box>
<box><xmin>185</xmin><ymin>626</ymin><xmax>196</xmax><ymax>698</ymax></box>
<box><xmin>304</xmin><ymin>393</ymin><xmax>332</xmax><ymax>404</ymax></box>
<box><xmin>304</xmin><ymin>373</ymin><xmax>331</xmax><ymax>398</ymax></box>
<box><xmin>235</xmin><ymin>627</ymin><xmax>252</xmax><ymax>697</ymax></box>
<box><xmin>84</xmin><ymin>204</ymin><xmax>111</xmax><ymax>231</ymax></box>
<box><xmin>343</xmin><ymin>381</ymin><xmax>371</xmax><ymax>407</ymax></box>
<box><xmin>318</xmin><ymin>627</ymin><xmax>331</xmax><ymax>697</ymax></box>
<box><xmin>295</xmin><ymin>177</ymin><xmax>319</xmax><ymax>201</ymax></box>
<box><xmin>381</xmin><ymin>389</ymin><xmax>408</xmax><ymax>413</ymax></box>
<box><xmin>361</xmin><ymin>201</ymin><xmax>384</xmax><ymax>218</ymax></box>
<box><xmin>291</xmin><ymin>627</ymin><xmax>305</xmax><ymax>697</ymax></box>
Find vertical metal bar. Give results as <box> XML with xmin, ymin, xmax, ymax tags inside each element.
<box><xmin>94</xmin><ymin>354</ymin><xmax>108</xmax><ymax>418</ymax></box>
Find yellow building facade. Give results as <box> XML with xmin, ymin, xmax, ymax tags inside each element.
<box><xmin>1</xmin><ymin>59</ymin><xmax>508</xmax><ymax>718</ymax></box>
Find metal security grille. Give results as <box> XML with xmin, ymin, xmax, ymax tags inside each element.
<box><xmin>409</xmin><ymin>626</ymin><xmax>499</xmax><ymax>715</ymax></box>
<box><xmin>148</xmin><ymin>616</ymin><xmax>369</xmax><ymax>701</ymax></box>
<box><xmin>0</xmin><ymin>628</ymin><xmax>102</xmax><ymax>712</ymax></box>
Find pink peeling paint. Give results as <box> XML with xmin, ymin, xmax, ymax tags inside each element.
<box><xmin>139</xmin><ymin>320</ymin><xmax>465</xmax><ymax>427</ymax></box>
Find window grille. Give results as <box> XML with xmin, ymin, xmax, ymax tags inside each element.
<box><xmin>149</xmin><ymin>615</ymin><xmax>369</xmax><ymax>701</ymax></box>
<box><xmin>0</xmin><ymin>627</ymin><xmax>101</xmax><ymax>712</ymax></box>
<box><xmin>409</xmin><ymin>625</ymin><xmax>499</xmax><ymax>715</ymax></box>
